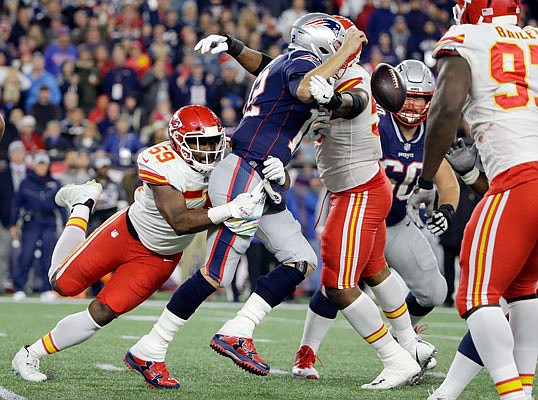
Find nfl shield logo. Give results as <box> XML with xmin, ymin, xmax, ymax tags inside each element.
<box><xmin>404</xmin><ymin>143</ymin><xmax>411</xmax><ymax>151</ymax></box>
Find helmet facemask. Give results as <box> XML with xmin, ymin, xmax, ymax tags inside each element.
<box><xmin>172</xmin><ymin>127</ymin><xmax>226</xmax><ymax>175</ymax></box>
<box><xmin>395</xmin><ymin>93</ymin><xmax>432</xmax><ymax>126</ymax></box>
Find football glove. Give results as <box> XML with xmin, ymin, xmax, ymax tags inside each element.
<box><xmin>445</xmin><ymin>138</ymin><xmax>479</xmax><ymax>184</ymax></box>
<box><xmin>309</xmin><ymin>75</ymin><xmax>342</xmax><ymax>110</ymax></box>
<box><xmin>406</xmin><ymin>177</ymin><xmax>435</xmax><ymax>229</ymax></box>
<box><xmin>427</xmin><ymin>204</ymin><xmax>455</xmax><ymax>236</ymax></box>
<box><xmin>208</xmin><ymin>182</ymin><xmax>265</xmax><ymax>224</ymax></box>
<box><xmin>262</xmin><ymin>156</ymin><xmax>286</xmax><ymax>186</ymax></box>
<box><xmin>194</xmin><ymin>35</ymin><xmax>228</xmax><ymax>55</ymax></box>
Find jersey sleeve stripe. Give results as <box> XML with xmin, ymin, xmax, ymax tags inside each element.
<box><xmin>435</xmin><ymin>48</ymin><xmax>461</xmax><ymax>58</ymax></box>
<box><xmin>139</xmin><ymin>169</ymin><xmax>169</xmax><ymax>185</ymax></box>
<box><xmin>335</xmin><ymin>77</ymin><xmax>363</xmax><ymax>92</ymax></box>
<box><xmin>183</xmin><ymin>189</ymin><xmax>204</xmax><ymax>199</ymax></box>
<box><xmin>434</xmin><ymin>34</ymin><xmax>465</xmax><ymax>51</ymax></box>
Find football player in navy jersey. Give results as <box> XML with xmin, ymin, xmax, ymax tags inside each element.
<box><xmin>125</xmin><ymin>13</ymin><xmax>368</xmax><ymax>384</ymax></box>
<box><xmin>378</xmin><ymin>59</ymin><xmax>459</xmax><ymax>342</ymax></box>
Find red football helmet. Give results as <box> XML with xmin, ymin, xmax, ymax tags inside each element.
<box><xmin>453</xmin><ymin>0</ymin><xmax>521</xmax><ymax>25</ymax></box>
<box><xmin>334</xmin><ymin>15</ymin><xmax>362</xmax><ymax>66</ymax></box>
<box><xmin>168</xmin><ymin>105</ymin><xmax>226</xmax><ymax>175</ymax></box>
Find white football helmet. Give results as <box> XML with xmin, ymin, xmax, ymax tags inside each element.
<box><xmin>289</xmin><ymin>13</ymin><xmax>345</xmax><ymax>63</ymax></box>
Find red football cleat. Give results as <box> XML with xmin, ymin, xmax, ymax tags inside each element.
<box><xmin>123</xmin><ymin>351</ymin><xmax>180</xmax><ymax>389</ymax></box>
<box><xmin>292</xmin><ymin>345</ymin><xmax>320</xmax><ymax>379</ymax></box>
<box><xmin>210</xmin><ymin>334</ymin><xmax>270</xmax><ymax>376</ymax></box>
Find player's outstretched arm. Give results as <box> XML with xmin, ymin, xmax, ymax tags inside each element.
<box><xmin>420</xmin><ymin>56</ymin><xmax>471</xmax><ymax>182</ymax></box>
<box><xmin>427</xmin><ymin>159</ymin><xmax>460</xmax><ymax>236</ymax></box>
<box><xmin>151</xmin><ymin>184</ymin><xmax>262</xmax><ymax>235</ymax></box>
<box><xmin>194</xmin><ymin>34</ymin><xmax>272</xmax><ymax>77</ymax></box>
<box><xmin>445</xmin><ymin>138</ymin><xmax>489</xmax><ymax>195</ymax></box>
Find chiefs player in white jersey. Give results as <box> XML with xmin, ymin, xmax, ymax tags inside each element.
<box><xmin>193</xmin><ymin>16</ymin><xmax>435</xmax><ymax>389</ymax></box>
<box><xmin>11</xmin><ymin>105</ymin><xmax>262</xmax><ymax>384</ymax></box>
<box><xmin>407</xmin><ymin>1</ymin><xmax>538</xmax><ymax>399</ymax></box>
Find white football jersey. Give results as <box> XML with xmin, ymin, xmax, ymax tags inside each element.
<box><xmin>433</xmin><ymin>24</ymin><xmax>538</xmax><ymax>181</ymax></box>
<box><xmin>129</xmin><ymin>141</ymin><xmax>209</xmax><ymax>255</ymax></box>
<box><xmin>314</xmin><ymin>64</ymin><xmax>382</xmax><ymax>193</ymax></box>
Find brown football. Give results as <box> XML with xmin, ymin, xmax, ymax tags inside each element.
<box><xmin>371</xmin><ymin>63</ymin><xmax>407</xmax><ymax>113</ymax></box>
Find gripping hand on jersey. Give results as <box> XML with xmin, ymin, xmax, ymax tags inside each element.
<box><xmin>406</xmin><ymin>178</ymin><xmax>435</xmax><ymax>229</ymax></box>
<box><xmin>262</xmin><ymin>156</ymin><xmax>286</xmax><ymax>186</ymax></box>
<box><xmin>194</xmin><ymin>35</ymin><xmax>228</xmax><ymax>55</ymax></box>
<box><xmin>427</xmin><ymin>204</ymin><xmax>455</xmax><ymax>236</ymax></box>
<box><xmin>207</xmin><ymin>182</ymin><xmax>265</xmax><ymax>224</ymax></box>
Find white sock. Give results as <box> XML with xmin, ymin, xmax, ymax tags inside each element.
<box><xmin>467</xmin><ymin>307</ymin><xmax>525</xmax><ymax>399</ymax></box>
<box><xmin>509</xmin><ymin>298</ymin><xmax>538</xmax><ymax>398</ymax></box>
<box><xmin>49</xmin><ymin>205</ymin><xmax>90</xmax><ymax>280</ymax></box>
<box><xmin>300</xmin><ymin>307</ymin><xmax>335</xmax><ymax>354</ymax></box>
<box><xmin>129</xmin><ymin>308</ymin><xmax>187</xmax><ymax>362</ymax></box>
<box><xmin>437</xmin><ymin>351</ymin><xmax>483</xmax><ymax>399</ymax></box>
<box><xmin>368</xmin><ymin>274</ymin><xmax>416</xmax><ymax>348</ymax></box>
<box><xmin>217</xmin><ymin>293</ymin><xmax>272</xmax><ymax>338</ymax></box>
<box><xmin>28</xmin><ymin>309</ymin><xmax>100</xmax><ymax>358</ymax></box>
<box><xmin>341</xmin><ymin>293</ymin><xmax>393</xmax><ymax>352</ymax></box>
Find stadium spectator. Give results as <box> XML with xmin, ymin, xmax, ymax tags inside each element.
<box><xmin>390</xmin><ymin>15</ymin><xmax>410</xmax><ymax>62</ymax></box>
<box><xmin>97</xmin><ymin>101</ymin><xmax>121</xmax><ymax>137</ymax></box>
<box><xmin>43</xmin><ymin>120</ymin><xmax>71</xmax><ymax>159</ymax></box>
<box><xmin>140</xmin><ymin>57</ymin><xmax>170</xmax><ymax>123</ymax></box>
<box><xmin>18</xmin><ymin>115</ymin><xmax>44</xmax><ymax>153</ymax></box>
<box><xmin>29</xmin><ymin>86</ymin><xmax>63</xmax><ymax>134</ymax></box>
<box><xmin>25</xmin><ymin>53</ymin><xmax>61</xmax><ymax>111</ymax></box>
<box><xmin>0</xmin><ymin>66</ymin><xmax>30</xmax><ymax>114</ymax></box>
<box><xmin>125</xmin><ymin>40</ymin><xmax>151</xmax><ymax>80</ymax></box>
<box><xmin>376</xmin><ymin>32</ymin><xmax>399</xmax><ymax>66</ymax></box>
<box><xmin>60</xmin><ymin>107</ymin><xmax>87</xmax><ymax>148</ymax></box>
<box><xmin>277</xmin><ymin>0</ymin><xmax>308</xmax><ymax>42</ymax></box>
<box><xmin>57</xmin><ymin>149</ymin><xmax>90</xmax><ymax>186</ymax></box>
<box><xmin>101</xmin><ymin>115</ymin><xmax>143</xmax><ymax>167</ymax></box>
<box><xmin>43</xmin><ymin>26</ymin><xmax>79</xmax><ymax>78</ymax></box>
<box><xmin>9</xmin><ymin>151</ymin><xmax>66</xmax><ymax>302</ymax></box>
<box><xmin>0</xmin><ymin>140</ymin><xmax>27</xmax><ymax>294</ymax></box>
<box><xmin>366</xmin><ymin>0</ymin><xmax>396</xmax><ymax>47</ymax></box>
<box><xmin>73</xmin><ymin>122</ymin><xmax>100</xmax><ymax>153</ymax></box>
<box><xmin>102</xmin><ymin>45</ymin><xmax>139</xmax><ymax>104</ymax></box>
<box><xmin>75</xmin><ymin>45</ymin><xmax>100</xmax><ymax>113</ymax></box>
<box><xmin>58</xmin><ymin>60</ymin><xmax>79</xmax><ymax>98</ymax></box>
<box><xmin>210</xmin><ymin>61</ymin><xmax>248</xmax><ymax>116</ymax></box>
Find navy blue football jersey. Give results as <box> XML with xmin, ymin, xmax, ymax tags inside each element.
<box><xmin>379</xmin><ymin>110</ymin><xmax>426</xmax><ymax>226</ymax></box>
<box><xmin>231</xmin><ymin>50</ymin><xmax>321</xmax><ymax>166</ymax></box>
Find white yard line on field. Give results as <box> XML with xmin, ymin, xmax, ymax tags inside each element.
<box><xmin>96</xmin><ymin>364</ymin><xmax>124</xmax><ymax>372</ymax></box>
<box><xmin>269</xmin><ymin>368</ymin><xmax>290</xmax><ymax>375</ymax></box>
<box><xmin>119</xmin><ymin>335</ymin><xmax>141</xmax><ymax>340</ymax></box>
<box><xmin>0</xmin><ymin>387</ymin><xmax>27</xmax><ymax>400</ymax></box>
<box><xmin>0</xmin><ymin>332</ymin><xmax>6</xmax><ymax>337</ymax></box>
<box><xmin>425</xmin><ymin>371</ymin><xmax>447</xmax><ymax>378</ymax></box>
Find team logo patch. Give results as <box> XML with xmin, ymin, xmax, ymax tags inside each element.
<box><xmin>304</xmin><ymin>18</ymin><xmax>342</xmax><ymax>36</ymax></box>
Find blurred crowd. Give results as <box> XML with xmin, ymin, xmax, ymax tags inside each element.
<box><xmin>0</xmin><ymin>0</ymin><xmax>535</xmax><ymax>300</ymax></box>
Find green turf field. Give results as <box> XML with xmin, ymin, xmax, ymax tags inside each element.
<box><xmin>0</xmin><ymin>296</ymin><xmax>530</xmax><ymax>400</ymax></box>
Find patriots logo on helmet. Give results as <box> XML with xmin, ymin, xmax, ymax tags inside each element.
<box><xmin>304</xmin><ymin>18</ymin><xmax>342</xmax><ymax>36</ymax></box>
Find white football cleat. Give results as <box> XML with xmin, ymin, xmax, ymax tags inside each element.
<box><xmin>40</xmin><ymin>291</ymin><xmax>56</xmax><ymax>303</ymax></box>
<box><xmin>12</xmin><ymin>291</ymin><xmax>26</xmax><ymax>301</ymax></box>
<box><xmin>12</xmin><ymin>346</ymin><xmax>47</xmax><ymax>382</ymax></box>
<box><xmin>427</xmin><ymin>387</ymin><xmax>454</xmax><ymax>400</ymax></box>
<box><xmin>291</xmin><ymin>345</ymin><xmax>320</xmax><ymax>379</ymax></box>
<box><xmin>55</xmin><ymin>180</ymin><xmax>102</xmax><ymax>211</ymax></box>
<box><xmin>403</xmin><ymin>337</ymin><xmax>437</xmax><ymax>372</ymax></box>
<box><xmin>361</xmin><ymin>348</ymin><xmax>421</xmax><ymax>390</ymax></box>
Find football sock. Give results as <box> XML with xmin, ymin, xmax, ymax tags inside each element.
<box><xmin>436</xmin><ymin>347</ymin><xmax>483</xmax><ymax>399</ymax></box>
<box><xmin>405</xmin><ymin>291</ymin><xmax>434</xmax><ymax>326</ymax></box>
<box><xmin>166</xmin><ymin>270</ymin><xmax>216</xmax><ymax>320</ymax></box>
<box><xmin>340</xmin><ymin>292</ymin><xmax>393</xmax><ymax>352</ymax></box>
<box><xmin>27</xmin><ymin>309</ymin><xmax>101</xmax><ymax>358</ymax></box>
<box><xmin>509</xmin><ymin>298</ymin><xmax>538</xmax><ymax>398</ymax></box>
<box><xmin>129</xmin><ymin>308</ymin><xmax>187</xmax><ymax>362</ymax></box>
<box><xmin>368</xmin><ymin>274</ymin><xmax>416</xmax><ymax>348</ymax></box>
<box><xmin>467</xmin><ymin>306</ymin><xmax>525</xmax><ymax>399</ymax></box>
<box><xmin>253</xmin><ymin>264</ymin><xmax>305</xmax><ymax>308</ymax></box>
<box><xmin>217</xmin><ymin>293</ymin><xmax>271</xmax><ymax>338</ymax></box>
<box><xmin>298</xmin><ymin>289</ymin><xmax>337</xmax><ymax>353</ymax></box>
<box><xmin>49</xmin><ymin>205</ymin><xmax>89</xmax><ymax>281</ymax></box>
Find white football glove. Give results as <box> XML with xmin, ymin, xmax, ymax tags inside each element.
<box><xmin>309</xmin><ymin>75</ymin><xmax>335</xmax><ymax>105</ymax></box>
<box><xmin>208</xmin><ymin>181</ymin><xmax>265</xmax><ymax>224</ymax></box>
<box><xmin>426</xmin><ymin>205</ymin><xmax>454</xmax><ymax>236</ymax></box>
<box><xmin>262</xmin><ymin>156</ymin><xmax>286</xmax><ymax>186</ymax></box>
<box><xmin>406</xmin><ymin>180</ymin><xmax>435</xmax><ymax>229</ymax></box>
<box><xmin>194</xmin><ymin>35</ymin><xmax>228</xmax><ymax>55</ymax></box>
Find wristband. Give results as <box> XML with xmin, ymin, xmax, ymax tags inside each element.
<box><xmin>418</xmin><ymin>176</ymin><xmax>434</xmax><ymax>190</ymax></box>
<box><xmin>225</xmin><ymin>35</ymin><xmax>244</xmax><ymax>58</ymax></box>
<box><xmin>461</xmin><ymin>166</ymin><xmax>480</xmax><ymax>185</ymax></box>
<box><xmin>325</xmin><ymin>91</ymin><xmax>343</xmax><ymax>110</ymax></box>
<box><xmin>207</xmin><ymin>204</ymin><xmax>232</xmax><ymax>224</ymax></box>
